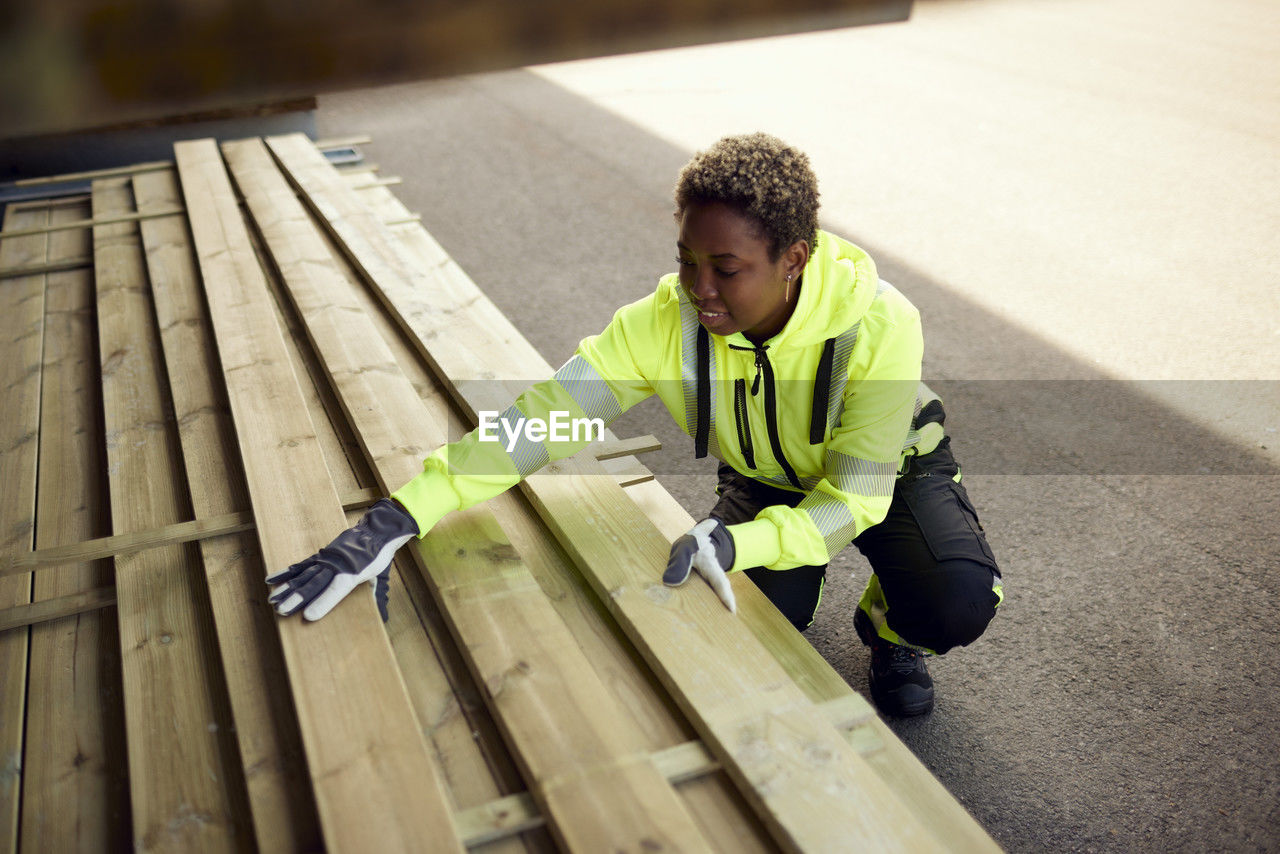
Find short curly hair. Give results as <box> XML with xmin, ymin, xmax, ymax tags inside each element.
<box><xmin>674</xmin><ymin>132</ymin><xmax>820</xmax><ymax>261</ymax></box>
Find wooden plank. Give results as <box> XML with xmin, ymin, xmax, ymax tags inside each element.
<box><xmin>601</xmin><ymin>454</ymin><xmax>655</xmax><ymax>487</ymax></box>
<box><xmin>14</xmin><ymin>161</ymin><xmax>172</xmax><ymax>187</ymax></box>
<box><xmin>259</xmin><ymin>165</ymin><xmax>543</xmax><ymax>854</ymax></box>
<box><xmin>245</xmin><ymin>159</ymin><xmax>536</xmax><ymax>852</ymax></box>
<box><xmin>0</xmin><ymin>588</ymin><xmax>116</xmax><ymax>632</ymax></box>
<box><xmin>7</xmin><ymin>194</ymin><xmax>93</xmax><ymax>211</ymax></box>
<box><xmin>281</xmin><ymin>132</ymin><xmax>658</xmax><ymax>491</ymax></box>
<box><xmin>426</xmin><ymin>515</ymin><xmax>711</xmax><ymax>853</ymax></box>
<box><xmin>253</xmin><ymin>198</ymin><xmax>522</xmax><ymax>844</ymax></box>
<box><xmin>173</xmin><ymin>137</ymin><xmax>464</xmax><ymax>854</ymax></box>
<box><xmin>0</xmin><ymin>208</ymin><xmax>184</xmax><ymax>241</ymax></box>
<box><xmin>3</xmin><ymin>488</ymin><xmax>380</xmax><ymax>577</ymax></box>
<box><xmin>92</xmin><ymin>177</ymin><xmax>246</xmax><ymax>851</ymax></box>
<box><xmin>134</xmin><ymin>166</ymin><xmax>322</xmax><ymax>851</ymax></box>
<box><xmin>218</xmin><ymin>137</ymin><xmax>477</xmax><ymax>853</ymax></box>
<box><xmin>451</xmin><ymin>692</ymin><xmax>873</xmax><ymax>848</ymax></box>
<box><xmin>590</xmin><ymin>434</ymin><xmax>662</xmax><ymax>461</ymax></box>
<box><xmin>225</xmin><ymin>135</ymin><xmax>710</xmax><ymax>853</ymax></box>
<box><xmin>0</xmin><ymin>203</ymin><xmax>48</xmax><ymax>854</ymax></box>
<box><xmin>0</xmin><ymin>256</ymin><xmax>92</xmax><ymax>281</ymax></box>
<box><xmin>456</xmin><ymin>793</ymin><xmax>542</xmax><ymax>849</ymax></box>
<box><xmin>375</xmin><ymin>549</ymin><xmax>540</xmax><ymax>854</ymax></box>
<box><xmin>19</xmin><ymin>198</ymin><xmax>129</xmax><ymax>852</ymax></box>
<box><xmin>252</xmin><ymin>136</ymin><xmax>507</xmax><ymax>840</ymax></box>
<box><xmin>264</xmin><ymin>134</ymin><xmax>949</xmax><ymax>852</ymax></box>
<box><xmin>243</xmin><ymin>137</ymin><xmax>649</xmax><ymax>849</ymax></box>
<box><xmin>484</xmin><ymin>492</ymin><xmax>775</xmax><ymax>853</ymax></box>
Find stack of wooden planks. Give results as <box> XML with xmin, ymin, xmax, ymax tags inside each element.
<box><xmin>0</xmin><ymin>134</ymin><xmax>1000</xmax><ymax>853</ymax></box>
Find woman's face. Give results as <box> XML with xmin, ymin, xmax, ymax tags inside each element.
<box><xmin>676</xmin><ymin>201</ymin><xmax>808</xmax><ymax>342</ymax></box>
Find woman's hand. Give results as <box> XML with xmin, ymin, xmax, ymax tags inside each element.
<box><xmin>266</xmin><ymin>498</ymin><xmax>419</xmax><ymax>622</ymax></box>
<box><xmin>663</xmin><ymin>517</ymin><xmax>737</xmax><ymax>612</ymax></box>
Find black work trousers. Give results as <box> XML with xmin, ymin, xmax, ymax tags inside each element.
<box><xmin>709</xmin><ymin>437</ymin><xmax>1002</xmax><ymax>654</ymax></box>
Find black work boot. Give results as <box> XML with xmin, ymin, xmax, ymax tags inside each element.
<box><xmin>855</xmin><ymin>608</ymin><xmax>935</xmax><ymax>717</ymax></box>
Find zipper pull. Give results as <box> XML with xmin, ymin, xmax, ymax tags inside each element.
<box><xmin>751</xmin><ymin>347</ymin><xmax>766</xmax><ymax>396</ymax></box>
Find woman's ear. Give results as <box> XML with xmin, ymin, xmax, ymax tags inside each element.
<box><xmin>784</xmin><ymin>239</ymin><xmax>810</xmax><ymax>280</ymax></box>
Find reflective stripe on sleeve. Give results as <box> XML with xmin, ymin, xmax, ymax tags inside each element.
<box><xmin>497</xmin><ymin>403</ymin><xmax>550</xmax><ymax>477</ymax></box>
<box><xmin>553</xmin><ymin>355</ymin><xmax>623</xmax><ymax>424</ymax></box>
<box><xmin>828</xmin><ymin>450</ymin><xmax>897</xmax><ymax>498</ymax></box>
<box><xmin>797</xmin><ymin>450</ymin><xmax>896</xmax><ymax>558</ymax></box>
<box><xmin>797</xmin><ymin>490</ymin><xmax>858</xmax><ymax>558</ymax></box>
<box><xmin>755</xmin><ymin>472</ymin><xmax>822</xmax><ymax>492</ymax></box>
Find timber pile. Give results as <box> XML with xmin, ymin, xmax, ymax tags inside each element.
<box><xmin>0</xmin><ymin>134</ymin><xmax>1000</xmax><ymax>853</ymax></box>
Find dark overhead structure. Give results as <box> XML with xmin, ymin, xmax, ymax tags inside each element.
<box><xmin>1</xmin><ymin>0</ymin><xmax>911</xmax><ymax>139</ymax></box>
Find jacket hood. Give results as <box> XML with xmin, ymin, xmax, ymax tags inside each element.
<box><xmin>760</xmin><ymin>230</ymin><xmax>879</xmax><ymax>350</ymax></box>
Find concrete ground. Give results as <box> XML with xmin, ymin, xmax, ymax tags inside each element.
<box><xmin>317</xmin><ymin>0</ymin><xmax>1280</xmax><ymax>850</ymax></box>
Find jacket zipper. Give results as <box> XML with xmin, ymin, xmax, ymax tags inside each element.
<box><xmin>731</xmin><ymin>342</ymin><xmax>802</xmax><ymax>489</ymax></box>
<box><xmin>733</xmin><ymin>378</ymin><xmax>756</xmax><ymax>469</ymax></box>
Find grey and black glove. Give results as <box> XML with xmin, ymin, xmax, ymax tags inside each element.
<box><xmin>663</xmin><ymin>517</ymin><xmax>737</xmax><ymax>612</ymax></box>
<box><xmin>266</xmin><ymin>498</ymin><xmax>419</xmax><ymax>622</ymax></box>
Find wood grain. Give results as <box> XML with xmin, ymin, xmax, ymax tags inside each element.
<box><xmin>245</xmin><ymin>145</ymin><xmax>537</xmax><ymax>852</ymax></box>
<box><xmin>0</xmin><ymin>202</ymin><xmax>48</xmax><ymax>854</ymax></box>
<box><xmin>0</xmin><ymin>255</ymin><xmax>92</xmax><ymax>281</ymax></box>
<box><xmin>14</xmin><ymin>162</ymin><xmax>172</xmax><ymax>188</ymax></box>
<box><xmin>352</xmin><ymin>173</ymin><xmax>774</xmax><ymax>854</ymax></box>
<box><xmin>228</xmin><ymin>135</ymin><xmax>709</xmax><ymax>853</ymax></box>
<box><xmin>92</xmin><ymin>177</ymin><xmax>245</xmax><ymax>852</ymax></box>
<box><xmin>0</xmin><ymin>207</ymin><xmax>184</xmax><ymax>240</ymax></box>
<box><xmin>522</xmin><ymin>455</ymin><xmax>942</xmax><ymax>852</ymax></box>
<box><xmin>135</xmin><ymin>166</ymin><xmax>322</xmax><ymax>852</ymax></box>
<box><xmin>0</xmin><ymin>587</ymin><xmax>116</xmax><ymax>632</ymax></box>
<box><xmin>450</xmin><ymin>692</ymin><xmax>875</xmax><ymax>848</ymax></box>
<box><xmin>3</xmin><ymin>488</ymin><xmax>379</xmax><ymax>578</ymax></box>
<box><xmin>19</xmin><ymin>198</ymin><xmax>129</xmax><ymax>852</ymax></box>
<box><xmin>346</xmin><ymin>179</ymin><xmax>701</xmax><ymax>852</ymax></box>
<box><xmin>174</xmin><ymin>138</ymin><xmax>464</xmax><ymax>854</ymax></box>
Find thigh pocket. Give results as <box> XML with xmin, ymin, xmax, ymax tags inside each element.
<box><xmin>901</xmin><ymin>474</ymin><xmax>999</xmax><ymax>571</ymax></box>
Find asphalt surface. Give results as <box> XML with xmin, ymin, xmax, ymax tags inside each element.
<box><xmin>316</xmin><ymin>1</ymin><xmax>1280</xmax><ymax>850</ymax></box>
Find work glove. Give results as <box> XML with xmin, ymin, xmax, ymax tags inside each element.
<box><xmin>266</xmin><ymin>498</ymin><xmax>419</xmax><ymax>622</ymax></box>
<box><xmin>663</xmin><ymin>517</ymin><xmax>737</xmax><ymax>612</ymax></box>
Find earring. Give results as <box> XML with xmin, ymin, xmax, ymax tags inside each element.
<box><xmin>785</xmin><ymin>274</ymin><xmax>793</xmax><ymax>302</ymax></box>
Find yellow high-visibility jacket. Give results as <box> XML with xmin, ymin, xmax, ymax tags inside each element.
<box><xmin>393</xmin><ymin>230</ymin><xmax>945</xmax><ymax>572</ymax></box>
